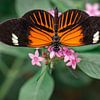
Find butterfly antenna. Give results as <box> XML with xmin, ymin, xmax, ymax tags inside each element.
<box><xmin>54</xmin><ymin>7</ymin><xmax>58</xmax><ymax>18</ymax></box>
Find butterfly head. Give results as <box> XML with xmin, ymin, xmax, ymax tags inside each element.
<box><xmin>52</xmin><ymin>34</ymin><xmax>60</xmax><ymax>42</ymax></box>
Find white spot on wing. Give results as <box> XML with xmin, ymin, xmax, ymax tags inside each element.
<box><xmin>12</xmin><ymin>33</ymin><xmax>19</xmax><ymax>45</ymax></box>
<box><xmin>93</xmin><ymin>31</ymin><xmax>99</xmax><ymax>43</ymax></box>
<box><xmin>12</xmin><ymin>34</ymin><xmax>18</xmax><ymax>40</ymax></box>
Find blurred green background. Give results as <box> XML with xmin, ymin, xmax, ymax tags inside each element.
<box><xmin>0</xmin><ymin>0</ymin><xmax>100</xmax><ymax>100</ymax></box>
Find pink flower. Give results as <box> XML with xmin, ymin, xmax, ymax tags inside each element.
<box><xmin>66</xmin><ymin>53</ymin><xmax>81</xmax><ymax>69</ymax></box>
<box><xmin>47</xmin><ymin>46</ymin><xmax>81</xmax><ymax>69</ymax></box>
<box><xmin>63</xmin><ymin>47</ymin><xmax>75</xmax><ymax>62</ymax></box>
<box><xmin>63</xmin><ymin>47</ymin><xmax>81</xmax><ymax>69</ymax></box>
<box><xmin>48</xmin><ymin>46</ymin><xmax>63</xmax><ymax>59</ymax></box>
<box><xmin>48</xmin><ymin>9</ymin><xmax>61</xmax><ymax>16</ymax></box>
<box><xmin>85</xmin><ymin>3</ymin><xmax>100</xmax><ymax>16</ymax></box>
<box><xmin>29</xmin><ymin>50</ymin><xmax>44</xmax><ymax>67</ymax></box>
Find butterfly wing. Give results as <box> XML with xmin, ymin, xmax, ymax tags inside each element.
<box><xmin>0</xmin><ymin>10</ymin><xmax>54</xmax><ymax>47</ymax></box>
<box><xmin>22</xmin><ymin>10</ymin><xmax>54</xmax><ymax>47</ymax></box>
<box><xmin>58</xmin><ymin>9</ymin><xmax>100</xmax><ymax>46</ymax></box>
<box><xmin>81</xmin><ymin>16</ymin><xmax>100</xmax><ymax>44</ymax></box>
<box><xmin>0</xmin><ymin>19</ymin><xmax>29</xmax><ymax>46</ymax></box>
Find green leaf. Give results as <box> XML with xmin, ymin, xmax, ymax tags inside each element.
<box><xmin>51</xmin><ymin>0</ymin><xmax>77</xmax><ymax>11</ymax></box>
<box><xmin>54</xmin><ymin>61</ymin><xmax>92</xmax><ymax>88</ymax></box>
<box><xmin>72</xmin><ymin>44</ymin><xmax>100</xmax><ymax>52</ymax></box>
<box><xmin>0</xmin><ymin>43</ymin><xmax>35</xmax><ymax>58</ymax></box>
<box><xmin>78</xmin><ymin>53</ymin><xmax>100</xmax><ymax>79</ymax></box>
<box><xmin>19</xmin><ymin>64</ymin><xmax>54</xmax><ymax>100</ymax></box>
<box><xmin>51</xmin><ymin>0</ymin><xmax>84</xmax><ymax>11</ymax></box>
<box><xmin>16</xmin><ymin>0</ymin><xmax>52</xmax><ymax>16</ymax></box>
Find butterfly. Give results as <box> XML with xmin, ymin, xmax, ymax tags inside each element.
<box><xmin>0</xmin><ymin>7</ymin><xmax>100</xmax><ymax>52</ymax></box>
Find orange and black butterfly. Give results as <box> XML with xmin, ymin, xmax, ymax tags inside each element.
<box><xmin>0</xmin><ymin>7</ymin><xmax>100</xmax><ymax>52</ymax></box>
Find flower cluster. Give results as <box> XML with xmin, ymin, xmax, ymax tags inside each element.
<box><xmin>29</xmin><ymin>47</ymin><xmax>81</xmax><ymax>70</ymax></box>
<box><xmin>48</xmin><ymin>46</ymin><xmax>81</xmax><ymax>69</ymax></box>
<box><xmin>85</xmin><ymin>3</ymin><xmax>100</xmax><ymax>16</ymax></box>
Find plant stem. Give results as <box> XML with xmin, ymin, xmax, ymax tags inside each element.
<box><xmin>49</xmin><ymin>60</ymin><xmax>54</xmax><ymax>74</ymax></box>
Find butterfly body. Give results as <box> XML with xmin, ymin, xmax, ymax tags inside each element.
<box><xmin>52</xmin><ymin>7</ymin><xmax>61</xmax><ymax>52</ymax></box>
<box><xmin>0</xmin><ymin>8</ymin><xmax>100</xmax><ymax>51</ymax></box>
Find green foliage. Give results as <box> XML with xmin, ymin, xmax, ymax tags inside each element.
<box><xmin>79</xmin><ymin>53</ymin><xmax>100</xmax><ymax>79</ymax></box>
<box><xmin>0</xmin><ymin>0</ymin><xmax>17</xmax><ymax>21</ymax></box>
<box><xmin>19</xmin><ymin>64</ymin><xmax>54</xmax><ymax>100</ymax></box>
<box><xmin>72</xmin><ymin>44</ymin><xmax>100</xmax><ymax>52</ymax></box>
<box><xmin>0</xmin><ymin>43</ymin><xmax>35</xmax><ymax>58</ymax></box>
<box><xmin>50</xmin><ymin>0</ymin><xmax>84</xmax><ymax>11</ymax></box>
<box><xmin>16</xmin><ymin>0</ymin><xmax>52</xmax><ymax>16</ymax></box>
<box><xmin>53</xmin><ymin>61</ymin><xmax>92</xmax><ymax>88</ymax></box>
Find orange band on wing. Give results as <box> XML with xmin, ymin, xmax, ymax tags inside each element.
<box><xmin>60</xmin><ymin>26</ymin><xmax>84</xmax><ymax>46</ymax></box>
<box><xmin>28</xmin><ymin>27</ymin><xmax>52</xmax><ymax>47</ymax></box>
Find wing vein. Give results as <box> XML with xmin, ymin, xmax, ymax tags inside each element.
<box><xmin>60</xmin><ymin>25</ymin><xmax>82</xmax><ymax>39</ymax></box>
<box><xmin>30</xmin><ymin>27</ymin><xmax>52</xmax><ymax>41</ymax></box>
<box><xmin>62</xmin><ymin>34</ymin><xmax>83</xmax><ymax>42</ymax></box>
<box><xmin>30</xmin><ymin>35</ymin><xmax>50</xmax><ymax>42</ymax></box>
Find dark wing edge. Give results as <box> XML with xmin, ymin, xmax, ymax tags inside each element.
<box><xmin>0</xmin><ymin>18</ymin><xmax>29</xmax><ymax>47</ymax></box>
<box><xmin>81</xmin><ymin>16</ymin><xmax>100</xmax><ymax>45</ymax></box>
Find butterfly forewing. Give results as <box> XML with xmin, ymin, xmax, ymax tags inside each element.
<box><xmin>58</xmin><ymin>10</ymin><xmax>91</xmax><ymax>46</ymax></box>
<box><xmin>0</xmin><ymin>10</ymin><xmax>54</xmax><ymax>48</ymax></box>
<box><xmin>22</xmin><ymin>10</ymin><xmax>54</xmax><ymax>47</ymax></box>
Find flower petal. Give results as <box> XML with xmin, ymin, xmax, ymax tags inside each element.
<box><xmin>38</xmin><ymin>57</ymin><xmax>44</xmax><ymax>61</ymax></box>
<box><xmin>28</xmin><ymin>53</ymin><xmax>34</xmax><ymax>59</ymax></box>
<box><xmin>35</xmin><ymin>50</ymin><xmax>39</xmax><ymax>57</ymax></box>
<box><xmin>50</xmin><ymin>51</ymin><xmax>55</xmax><ymax>59</ymax></box>
<box><xmin>85</xmin><ymin>3</ymin><xmax>100</xmax><ymax>16</ymax></box>
<box><xmin>66</xmin><ymin>61</ymin><xmax>72</xmax><ymax>66</ymax></box>
<box><xmin>72</xmin><ymin>63</ymin><xmax>77</xmax><ymax>70</ymax></box>
<box><xmin>36</xmin><ymin>62</ymin><xmax>41</xmax><ymax>67</ymax></box>
<box><xmin>86</xmin><ymin>3</ymin><xmax>92</xmax><ymax>11</ymax></box>
<box><xmin>31</xmin><ymin>60</ymin><xmax>36</xmax><ymax>66</ymax></box>
<box><xmin>56</xmin><ymin>52</ymin><xmax>63</xmax><ymax>57</ymax></box>
<box><xmin>93</xmin><ymin>3</ymin><xmax>99</xmax><ymax>10</ymax></box>
<box><xmin>64</xmin><ymin>56</ymin><xmax>69</xmax><ymax>62</ymax></box>
<box><xmin>76</xmin><ymin>58</ymin><xmax>81</xmax><ymax>63</ymax></box>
